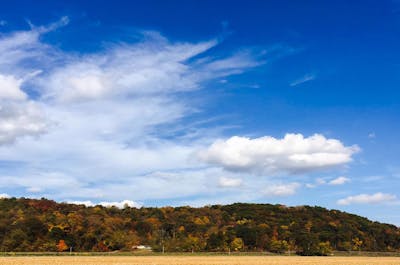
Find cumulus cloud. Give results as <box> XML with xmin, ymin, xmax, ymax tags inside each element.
<box><xmin>0</xmin><ymin>101</ymin><xmax>49</xmax><ymax>144</ymax></box>
<box><xmin>328</xmin><ymin>176</ymin><xmax>350</xmax><ymax>185</ymax></box>
<box><xmin>0</xmin><ymin>193</ymin><xmax>9</xmax><ymax>198</ymax></box>
<box><xmin>68</xmin><ymin>200</ymin><xmax>141</xmax><ymax>209</ymax></box>
<box><xmin>98</xmin><ymin>200</ymin><xmax>142</xmax><ymax>208</ymax></box>
<box><xmin>198</xmin><ymin>134</ymin><xmax>359</xmax><ymax>175</ymax></box>
<box><xmin>219</xmin><ymin>176</ymin><xmax>242</xmax><ymax>187</ymax></box>
<box><xmin>337</xmin><ymin>192</ymin><xmax>397</xmax><ymax>205</ymax></box>
<box><xmin>67</xmin><ymin>200</ymin><xmax>93</xmax><ymax>207</ymax></box>
<box><xmin>263</xmin><ymin>182</ymin><xmax>300</xmax><ymax>196</ymax></box>
<box><xmin>0</xmin><ymin>18</ymin><xmax>64</xmax><ymax>145</ymax></box>
<box><xmin>0</xmin><ymin>74</ymin><xmax>26</xmax><ymax>100</ymax></box>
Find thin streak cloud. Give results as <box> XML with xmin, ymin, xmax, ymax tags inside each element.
<box><xmin>290</xmin><ymin>73</ymin><xmax>315</xmax><ymax>87</ymax></box>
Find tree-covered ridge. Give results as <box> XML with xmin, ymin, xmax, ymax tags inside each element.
<box><xmin>0</xmin><ymin>198</ymin><xmax>399</xmax><ymax>255</ymax></box>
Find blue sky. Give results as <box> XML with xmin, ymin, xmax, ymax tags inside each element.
<box><xmin>0</xmin><ymin>0</ymin><xmax>400</xmax><ymax>225</ymax></box>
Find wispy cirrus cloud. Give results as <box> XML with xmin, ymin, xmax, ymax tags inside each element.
<box><xmin>0</xmin><ymin>17</ymin><xmax>267</xmax><ymax>203</ymax></box>
<box><xmin>306</xmin><ymin>176</ymin><xmax>350</xmax><ymax>188</ymax></box>
<box><xmin>290</xmin><ymin>73</ymin><xmax>315</xmax><ymax>87</ymax></box>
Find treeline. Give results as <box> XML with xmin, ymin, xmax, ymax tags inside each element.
<box><xmin>0</xmin><ymin>198</ymin><xmax>399</xmax><ymax>255</ymax></box>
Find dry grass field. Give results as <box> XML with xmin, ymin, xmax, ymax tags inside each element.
<box><xmin>1</xmin><ymin>256</ymin><xmax>400</xmax><ymax>265</ymax></box>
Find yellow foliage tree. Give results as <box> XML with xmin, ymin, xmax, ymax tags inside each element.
<box><xmin>352</xmin><ymin>237</ymin><xmax>363</xmax><ymax>251</ymax></box>
<box><xmin>230</xmin><ymin>237</ymin><xmax>244</xmax><ymax>251</ymax></box>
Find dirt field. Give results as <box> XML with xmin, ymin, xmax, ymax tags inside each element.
<box><xmin>1</xmin><ymin>256</ymin><xmax>400</xmax><ymax>265</ymax></box>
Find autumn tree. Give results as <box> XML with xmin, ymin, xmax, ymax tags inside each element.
<box><xmin>352</xmin><ymin>237</ymin><xmax>363</xmax><ymax>251</ymax></box>
<box><xmin>269</xmin><ymin>239</ymin><xmax>289</xmax><ymax>254</ymax></box>
<box><xmin>230</xmin><ymin>237</ymin><xmax>244</xmax><ymax>251</ymax></box>
<box><xmin>0</xmin><ymin>198</ymin><xmax>399</xmax><ymax>253</ymax></box>
<box><xmin>56</xmin><ymin>239</ymin><xmax>68</xmax><ymax>252</ymax></box>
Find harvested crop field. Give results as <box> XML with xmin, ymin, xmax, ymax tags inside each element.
<box><xmin>1</xmin><ymin>256</ymin><xmax>400</xmax><ymax>265</ymax></box>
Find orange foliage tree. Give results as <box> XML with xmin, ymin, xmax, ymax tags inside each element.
<box><xmin>56</xmin><ymin>239</ymin><xmax>68</xmax><ymax>252</ymax></box>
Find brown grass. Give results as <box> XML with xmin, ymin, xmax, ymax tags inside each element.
<box><xmin>1</xmin><ymin>256</ymin><xmax>400</xmax><ymax>265</ymax></box>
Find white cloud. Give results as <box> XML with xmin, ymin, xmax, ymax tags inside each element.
<box><xmin>316</xmin><ymin>178</ymin><xmax>327</xmax><ymax>185</ymax></box>
<box><xmin>329</xmin><ymin>176</ymin><xmax>350</xmax><ymax>185</ymax></box>
<box><xmin>198</xmin><ymin>134</ymin><xmax>359</xmax><ymax>175</ymax></box>
<box><xmin>0</xmin><ymin>25</ymin><xmax>57</xmax><ymax>75</ymax></box>
<box><xmin>306</xmin><ymin>176</ymin><xmax>350</xmax><ymax>188</ymax></box>
<box><xmin>203</xmin><ymin>51</ymin><xmax>261</xmax><ymax>72</ymax></box>
<box><xmin>0</xmin><ymin>74</ymin><xmax>26</xmax><ymax>100</ymax></box>
<box><xmin>26</xmin><ymin>187</ymin><xmax>41</xmax><ymax>193</ymax></box>
<box><xmin>263</xmin><ymin>182</ymin><xmax>300</xmax><ymax>196</ymax></box>
<box><xmin>42</xmin><ymin>38</ymin><xmax>219</xmax><ymax>102</ymax></box>
<box><xmin>219</xmin><ymin>176</ymin><xmax>242</xmax><ymax>187</ymax></box>
<box><xmin>34</xmin><ymin>16</ymin><xmax>70</xmax><ymax>34</ymax></box>
<box><xmin>0</xmin><ymin>193</ymin><xmax>9</xmax><ymax>198</ymax></box>
<box><xmin>99</xmin><ymin>168</ymin><xmax>224</xmax><ymax>201</ymax></box>
<box><xmin>0</xmin><ymin>19</ymin><xmax>62</xmax><ymax>145</ymax></box>
<box><xmin>98</xmin><ymin>200</ymin><xmax>142</xmax><ymax>208</ymax></box>
<box><xmin>337</xmin><ymin>192</ymin><xmax>397</xmax><ymax>205</ymax></box>
<box><xmin>68</xmin><ymin>200</ymin><xmax>141</xmax><ymax>208</ymax></box>
<box><xmin>67</xmin><ymin>200</ymin><xmax>94</xmax><ymax>207</ymax></box>
<box><xmin>0</xmin><ymin>19</ymin><xmax>269</xmax><ymax>203</ymax></box>
<box><xmin>368</xmin><ymin>132</ymin><xmax>376</xmax><ymax>139</ymax></box>
<box><xmin>290</xmin><ymin>73</ymin><xmax>315</xmax><ymax>86</ymax></box>
<box><xmin>0</xmin><ymin>172</ymin><xmax>86</xmax><ymax>195</ymax></box>
<box><xmin>0</xmin><ymin>101</ymin><xmax>49</xmax><ymax>144</ymax></box>
<box><xmin>0</xmin><ymin>19</ymin><xmax>362</xmax><ymax>207</ymax></box>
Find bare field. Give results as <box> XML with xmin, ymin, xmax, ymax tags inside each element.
<box><xmin>1</xmin><ymin>256</ymin><xmax>400</xmax><ymax>265</ymax></box>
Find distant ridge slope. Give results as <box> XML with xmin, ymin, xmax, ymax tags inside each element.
<box><xmin>0</xmin><ymin>198</ymin><xmax>399</xmax><ymax>255</ymax></box>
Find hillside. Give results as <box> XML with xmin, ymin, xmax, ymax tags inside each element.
<box><xmin>0</xmin><ymin>198</ymin><xmax>399</xmax><ymax>255</ymax></box>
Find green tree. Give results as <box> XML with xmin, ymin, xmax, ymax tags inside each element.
<box><xmin>206</xmin><ymin>232</ymin><xmax>226</xmax><ymax>251</ymax></box>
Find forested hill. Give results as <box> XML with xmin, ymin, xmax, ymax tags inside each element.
<box><xmin>0</xmin><ymin>198</ymin><xmax>399</xmax><ymax>255</ymax></box>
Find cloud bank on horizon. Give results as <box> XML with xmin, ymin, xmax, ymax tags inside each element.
<box><xmin>0</xmin><ymin>16</ymin><xmax>397</xmax><ymax>220</ymax></box>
